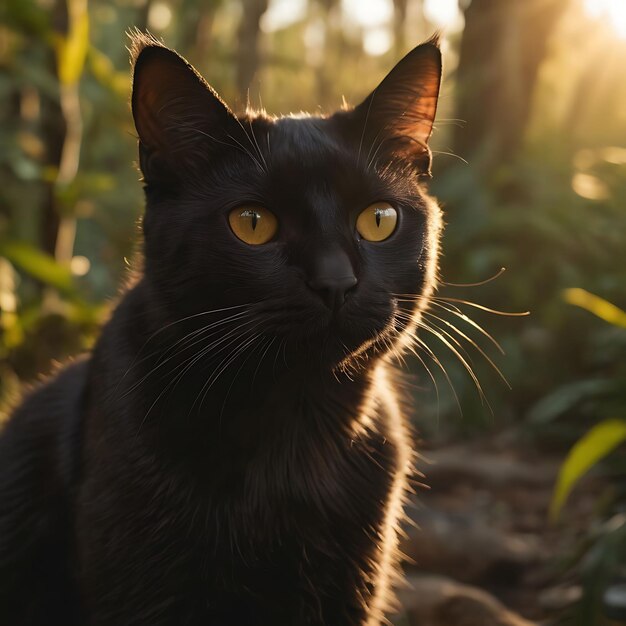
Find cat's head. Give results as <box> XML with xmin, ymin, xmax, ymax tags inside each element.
<box><xmin>130</xmin><ymin>32</ymin><xmax>442</xmax><ymax>372</ymax></box>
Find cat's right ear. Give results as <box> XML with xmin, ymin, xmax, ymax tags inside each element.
<box><xmin>130</xmin><ymin>33</ymin><xmax>236</xmax><ymax>181</ymax></box>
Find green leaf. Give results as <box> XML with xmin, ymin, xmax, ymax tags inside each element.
<box><xmin>54</xmin><ymin>0</ymin><xmax>89</xmax><ymax>86</ymax></box>
<box><xmin>0</xmin><ymin>241</ymin><xmax>74</xmax><ymax>293</ymax></box>
<box><xmin>528</xmin><ymin>378</ymin><xmax>615</xmax><ymax>425</ymax></box>
<box><xmin>564</xmin><ymin>288</ymin><xmax>626</xmax><ymax>328</ymax></box>
<box><xmin>550</xmin><ymin>419</ymin><xmax>626</xmax><ymax>522</ymax></box>
<box><xmin>88</xmin><ymin>46</ymin><xmax>129</xmax><ymax>96</ymax></box>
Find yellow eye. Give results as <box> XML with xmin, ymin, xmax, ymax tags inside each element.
<box><xmin>228</xmin><ymin>206</ymin><xmax>278</xmax><ymax>245</ymax></box>
<box><xmin>356</xmin><ymin>202</ymin><xmax>397</xmax><ymax>242</ymax></box>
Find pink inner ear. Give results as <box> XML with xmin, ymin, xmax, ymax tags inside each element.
<box><xmin>132</xmin><ymin>45</ymin><xmax>237</xmax><ymax>164</ymax></box>
<box><xmin>134</xmin><ymin>50</ymin><xmax>196</xmax><ymax>148</ymax></box>
<box><xmin>135</xmin><ymin>89</ymin><xmax>168</xmax><ymax>151</ymax></box>
<box><xmin>379</xmin><ymin>62</ymin><xmax>441</xmax><ymax>150</ymax></box>
<box><xmin>403</xmin><ymin>68</ymin><xmax>441</xmax><ymax>146</ymax></box>
<box><xmin>133</xmin><ymin>51</ymin><xmax>183</xmax><ymax>151</ymax></box>
<box><xmin>356</xmin><ymin>41</ymin><xmax>442</xmax><ymax>161</ymax></box>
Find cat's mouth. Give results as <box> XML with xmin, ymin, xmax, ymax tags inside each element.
<box><xmin>254</xmin><ymin>297</ymin><xmax>399</xmax><ymax>368</ymax></box>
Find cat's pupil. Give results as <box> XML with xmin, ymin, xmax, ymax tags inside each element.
<box><xmin>242</xmin><ymin>209</ymin><xmax>258</xmax><ymax>230</ymax></box>
<box><xmin>375</xmin><ymin>209</ymin><xmax>382</xmax><ymax>228</ymax></box>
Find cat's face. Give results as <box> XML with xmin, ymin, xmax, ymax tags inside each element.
<box><xmin>131</xmin><ymin>34</ymin><xmax>442</xmax><ymax>370</ymax></box>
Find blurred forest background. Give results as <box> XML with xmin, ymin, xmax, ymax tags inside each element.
<box><xmin>1</xmin><ymin>0</ymin><xmax>626</xmax><ymax>623</ymax></box>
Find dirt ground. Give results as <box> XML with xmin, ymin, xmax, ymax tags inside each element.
<box><xmin>392</xmin><ymin>431</ymin><xmax>599</xmax><ymax>625</ymax></box>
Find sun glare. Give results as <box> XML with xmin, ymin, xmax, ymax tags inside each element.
<box><xmin>583</xmin><ymin>0</ymin><xmax>626</xmax><ymax>39</ymax></box>
<box><xmin>423</xmin><ymin>0</ymin><xmax>462</xmax><ymax>30</ymax></box>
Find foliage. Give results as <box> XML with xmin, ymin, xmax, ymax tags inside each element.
<box><xmin>0</xmin><ymin>240</ymin><xmax>74</xmax><ymax>293</ymax></box>
<box><xmin>547</xmin><ymin>291</ymin><xmax>626</xmax><ymax>624</ymax></box>
<box><xmin>1</xmin><ymin>1</ymin><xmax>624</xmax><ymax>428</ymax></box>
<box><xmin>564</xmin><ymin>288</ymin><xmax>626</xmax><ymax>329</ymax></box>
<box><xmin>1</xmin><ymin>1</ymin><xmax>626</xmax><ymax>620</ymax></box>
<box><xmin>415</xmin><ymin>141</ymin><xmax>626</xmax><ymax>441</ymax></box>
<box><xmin>550</xmin><ymin>418</ymin><xmax>626</xmax><ymax>522</ymax></box>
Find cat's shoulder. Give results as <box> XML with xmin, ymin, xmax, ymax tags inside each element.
<box><xmin>5</xmin><ymin>357</ymin><xmax>90</xmax><ymax>424</ymax></box>
<box><xmin>0</xmin><ymin>356</ymin><xmax>89</xmax><ymax>487</ymax></box>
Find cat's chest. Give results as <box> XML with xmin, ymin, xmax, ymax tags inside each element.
<box><xmin>148</xmin><ymin>415</ymin><xmax>396</xmax><ymax>549</ymax></box>
<box><xmin>88</xmin><ymin>363</ymin><xmax>399</xmax><ymax>537</ymax></box>
<box><xmin>178</xmin><ymin>424</ymin><xmax>397</xmax><ymax>580</ymax></box>
<box><xmin>79</xmin><ymin>391</ymin><xmax>401</xmax><ymax>620</ymax></box>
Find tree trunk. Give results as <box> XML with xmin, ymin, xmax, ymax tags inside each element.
<box><xmin>40</xmin><ymin>0</ymin><xmax>68</xmax><ymax>257</ymax></box>
<box><xmin>235</xmin><ymin>0</ymin><xmax>269</xmax><ymax>106</ymax></box>
<box><xmin>313</xmin><ymin>0</ymin><xmax>342</xmax><ymax>110</ymax></box>
<box><xmin>453</xmin><ymin>0</ymin><xmax>570</xmax><ymax>172</ymax></box>
<box><xmin>393</xmin><ymin>0</ymin><xmax>408</xmax><ymax>57</ymax></box>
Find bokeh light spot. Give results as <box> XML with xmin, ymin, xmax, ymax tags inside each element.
<box><xmin>70</xmin><ymin>256</ymin><xmax>91</xmax><ymax>277</ymax></box>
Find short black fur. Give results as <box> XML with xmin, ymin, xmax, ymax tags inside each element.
<box><xmin>0</xmin><ymin>33</ymin><xmax>442</xmax><ymax>625</ymax></box>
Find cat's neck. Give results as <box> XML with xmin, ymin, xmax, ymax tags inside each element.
<box><xmin>103</xmin><ymin>279</ymin><xmax>378</xmax><ymax>460</ymax></box>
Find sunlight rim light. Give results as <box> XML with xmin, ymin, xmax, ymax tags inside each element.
<box><xmin>583</xmin><ymin>0</ymin><xmax>626</xmax><ymax>40</ymax></box>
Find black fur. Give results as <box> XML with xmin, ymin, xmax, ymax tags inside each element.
<box><xmin>0</xmin><ymin>34</ymin><xmax>442</xmax><ymax>625</ymax></box>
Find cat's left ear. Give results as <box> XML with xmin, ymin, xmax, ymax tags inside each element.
<box><xmin>349</xmin><ymin>37</ymin><xmax>442</xmax><ymax>176</ymax></box>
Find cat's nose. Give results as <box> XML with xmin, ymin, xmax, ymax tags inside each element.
<box><xmin>309</xmin><ymin>274</ymin><xmax>358</xmax><ymax>311</ymax></box>
<box><xmin>308</xmin><ymin>248</ymin><xmax>358</xmax><ymax>310</ymax></box>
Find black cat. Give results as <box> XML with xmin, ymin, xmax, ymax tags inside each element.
<box><xmin>0</xmin><ymin>33</ymin><xmax>442</xmax><ymax>625</ymax></box>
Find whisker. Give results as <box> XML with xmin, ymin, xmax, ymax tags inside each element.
<box><xmin>433</xmin><ymin>117</ymin><xmax>466</xmax><ymax>125</ymax></box>
<box><xmin>176</xmin><ymin>124</ymin><xmax>263</xmax><ymax>168</ymax></box>
<box><xmin>398</xmin><ymin>311</ymin><xmax>474</xmax><ymax>363</ymax></box>
<box><xmin>366</xmin><ymin>127</ymin><xmax>390</xmax><ymax>171</ymax></box>
<box><xmin>272</xmin><ymin>337</ymin><xmax>286</xmax><ymax>381</ymax></box>
<box><xmin>415</xmin><ymin>321</ymin><xmax>493</xmax><ymax>415</ymax></box>
<box><xmin>265</xmin><ymin>130</ymin><xmax>271</xmax><ymax>158</ymax></box>
<box><xmin>135</xmin><ymin>339</ymin><xmax>217</xmax><ymax>438</ymax></box>
<box><xmin>116</xmin><ymin>302</ymin><xmax>253</xmax><ymax>386</ymax></box>
<box><xmin>395</xmin><ymin>307</ymin><xmax>489</xmax><ymax>406</ymax></box>
<box><xmin>219</xmin><ymin>333</ymin><xmax>270</xmax><ymax>421</ymax></box>
<box><xmin>281</xmin><ymin>338</ymin><xmax>288</xmax><ymax>369</ymax></box>
<box><xmin>155</xmin><ymin>310</ymin><xmax>252</xmax><ymax>365</ymax></box>
<box><xmin>357</xmin><ymin>93</ymin><xmax>375</xmax><ymax>167</ymax></box>
<box><xmin>430</xmin><ymin>149</ymin><xmax>468</xmax><ymax>165</ymax></box>
<box><xmin>426</xmin><ymin>301</ymin><xmax>505</xmax><ymax>355</ymax></box>
<box><xmin>121</xmin><ymin>315</ymin><xmax>257</xmax><ymax>398</ymax></box>
<box><xmin>192</xmin><ymin>314</ymin><xmax>276</xmax><ymax>416</ymax></box>
<box><xmin>392</xmin><ymin>292</ymin><xmax>529</xmax><ymax>318</ymax></box>
<box><xmin>196</xmin><ymin>330</ymin><xmax>263</xmax><ymax>414</ymax></box>
<box><xmin>394</xmin><ymin>293</ymin><xmax>511</xmax><ymax>357</ymax></box>
<box><xmin>406</xmin><ymin>336</ymin><xmax>462</xmax><ymax>416</ymax></box>
<box><xmin>247</xmin><ymin>118</ymin><xmax>269</xmax><ymax>172</ymax></box>
<box><xmin>232</xmin><ymin>113</ymin><xmax>268</xmax><ymax>173</ymax></box>
<box><xmin>135</xmin><ymin>336</ymin><xmax>219</xmax><ymax>437</ymax></box>
<box><xmin>225</xmin><ymin>132</ymin><xmax>264</xmax><ymax>172</ymax></box>
<box><xmin>406</xmin><ymin>341</ymin><xmax>441</xmax><ymax>417</ymax></box>
<box><xmin>421</xmin><ymin>312</ymin><xmax>510</xmax><ymax>388</ymax></box>
<box><xmin>136</xmin><ymin>321</ymin><xmax>263</xmax><ymax>435</ymax></box>
<box><xmin>432</xmin><ymin>297</ymin><xmax>529</xmax><ymax>317</ymax></box>
<box><xmin>251</xmin><ymin>336</ymin><xmax>276</xmax><ymax>389</ymax></box>
<box><xmin>397</xmin><ymin>296</ymin><xmax>504</xmax><ymax>355</ymax></box>
<box><xmin>440</xmin><ymin>267</ymin><xmax>507</xmax><ymax>288</ymax></box>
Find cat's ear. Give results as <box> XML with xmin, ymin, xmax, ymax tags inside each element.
<box><xmin>350</xmin><ymin>36</ymin><xmax>442</xmax><ymax>176</ymax></box>
<box><xmin>130</xmin><ymin>33</ymin><xmax>236</xmax><ymax>180</ymax></box>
